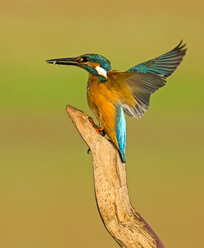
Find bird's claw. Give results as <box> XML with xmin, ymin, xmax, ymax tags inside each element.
<box><xmin>97</xmin><ymin>128</ymin><xmax>105</xmax><ymax>136</ymax></box>
<box><xmin>88</xmin><ymin>117</ymin><xmax>105</xmax><ymax>136</ymax></box>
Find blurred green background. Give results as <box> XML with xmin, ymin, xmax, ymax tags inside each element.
<box><xmin>1</xmin><ymin>0</ymin><xmax>204</xmax><ymax>247</ymax></box>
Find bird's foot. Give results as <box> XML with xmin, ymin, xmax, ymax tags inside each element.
<box><xmin>88</xmin><ymin>117</ymin><xmax>105</xmax><ymax>136</ymax></box>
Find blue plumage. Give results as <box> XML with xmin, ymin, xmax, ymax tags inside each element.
<box><xmin>127</xmin><ymin>41</ymin><xmax>186</xmax><ymax>78</ymax></box>
<box><xmin>115</xmin><ymin>105</ymin><xmax>126</xmax><ymax>163</ymax></box>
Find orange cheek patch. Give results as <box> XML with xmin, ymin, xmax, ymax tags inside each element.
<box><xmin>84</xmin><ymin>62</ymin><xmax>100</xmax><ymax>68</ymax></box>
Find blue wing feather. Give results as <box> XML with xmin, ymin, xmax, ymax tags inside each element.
<box><xmin>115</xmin><ymin>105</ymin><xmax>126</xmax><ymax>163</ymax></box>
<box><xmin>127</xmin><ymin>41</ymin><xmax>187</xmax><ymax>78</ymax></box>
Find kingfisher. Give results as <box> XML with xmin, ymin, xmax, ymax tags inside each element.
<box><xmin>46</xmin><ymin>41</ymin><xmax>186</xmax><ymax>163</ymax></box>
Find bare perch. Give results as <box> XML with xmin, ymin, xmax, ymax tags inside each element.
<box><xmin>66</xmin><ymin>105</ymin><xmax>164</xmax><ymax>248</ymax></box>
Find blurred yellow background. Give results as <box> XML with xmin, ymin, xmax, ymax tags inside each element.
<box><xmin>1</xmin><ymin>0</ymin><xmax>203</xmax><ymax>247</ymax></box>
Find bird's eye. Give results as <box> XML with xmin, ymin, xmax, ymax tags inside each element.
<box><xmin>81</xmin><ymin>56</ymin><xmax>89</xmax><ymax>62</ymax></box>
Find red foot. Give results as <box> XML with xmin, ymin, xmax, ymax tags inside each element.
<box><xmin>88</xmin><ymin>117</ymin><xmax>105</xmax><ymax>136</ymax></box>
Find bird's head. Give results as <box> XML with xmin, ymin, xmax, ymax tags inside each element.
<box><xmin>46</xmin><ymin>54</ymin><xmax>111</xmax><ymax>82</ymax></box>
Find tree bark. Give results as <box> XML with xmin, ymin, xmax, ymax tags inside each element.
<box><xmin>66</xmin><ymin>105</ymin><xmax>165</xmax><ymax>248</ymax></box>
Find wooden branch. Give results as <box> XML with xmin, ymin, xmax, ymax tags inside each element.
<box><xmin>66</xmin><ymin>105</ymin><xmax>165</xmax><ymax>248</ymax></box>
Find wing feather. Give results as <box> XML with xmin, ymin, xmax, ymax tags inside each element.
<box><xmin>124</xmin><ymin>72</ymin><xmax>166</xmax><ymax>118</ymax></box>
<box><xmin>127</xmin><ymin>41</ymin><xmax>187</xmax><ymax>78</ymax></box>
<box><xmin>108</xmin><ymin>71</ymin><xmax>166</xmax><ymax>119</ymax></box>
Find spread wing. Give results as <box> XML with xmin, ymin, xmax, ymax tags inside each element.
<box><xmin>127</xmin><ymin>41</ymin><xmax>187</xmax><ymax>78</ymax></box>
<box><xmin>107</xmin><ymin>71</ymin><xmax>166</xmax><ymax>119</ymax></box>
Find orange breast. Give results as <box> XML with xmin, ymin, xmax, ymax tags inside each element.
<box><xmin>87</xmin><ymin>72</ymin><xmax>136</xmax><ymax>150</ymax></box>
<box><xmin>87</xmin><ymin>75</ymin><xmax>119</xmax><ymax>149</ymax></box>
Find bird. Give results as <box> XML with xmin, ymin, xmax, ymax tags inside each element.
<box><xmin>46</xmin><ymin>41</ymin><xmax>187</xmax><ymax>163</ymax></box>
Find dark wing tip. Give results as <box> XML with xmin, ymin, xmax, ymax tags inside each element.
<box><xmin>157</xmin><ymin>40</ymin><xmax>187</xmax><ymax>78</ymax></box>
<box><xmin>174</xmin><ymin>40</ymin><xmax>187</xmax><ymax>54</ymax></box>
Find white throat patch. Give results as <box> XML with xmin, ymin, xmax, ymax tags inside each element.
<box><xmin>95</xmin><ymin>66</ymin><xmax>107</xmax><ymax>78</ymax></box>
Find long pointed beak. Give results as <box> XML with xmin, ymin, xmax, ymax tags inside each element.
<box><xmin>46</xmin><ymin>57</ymin><xmax>79</xmax><ymax>66</ymax></box>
